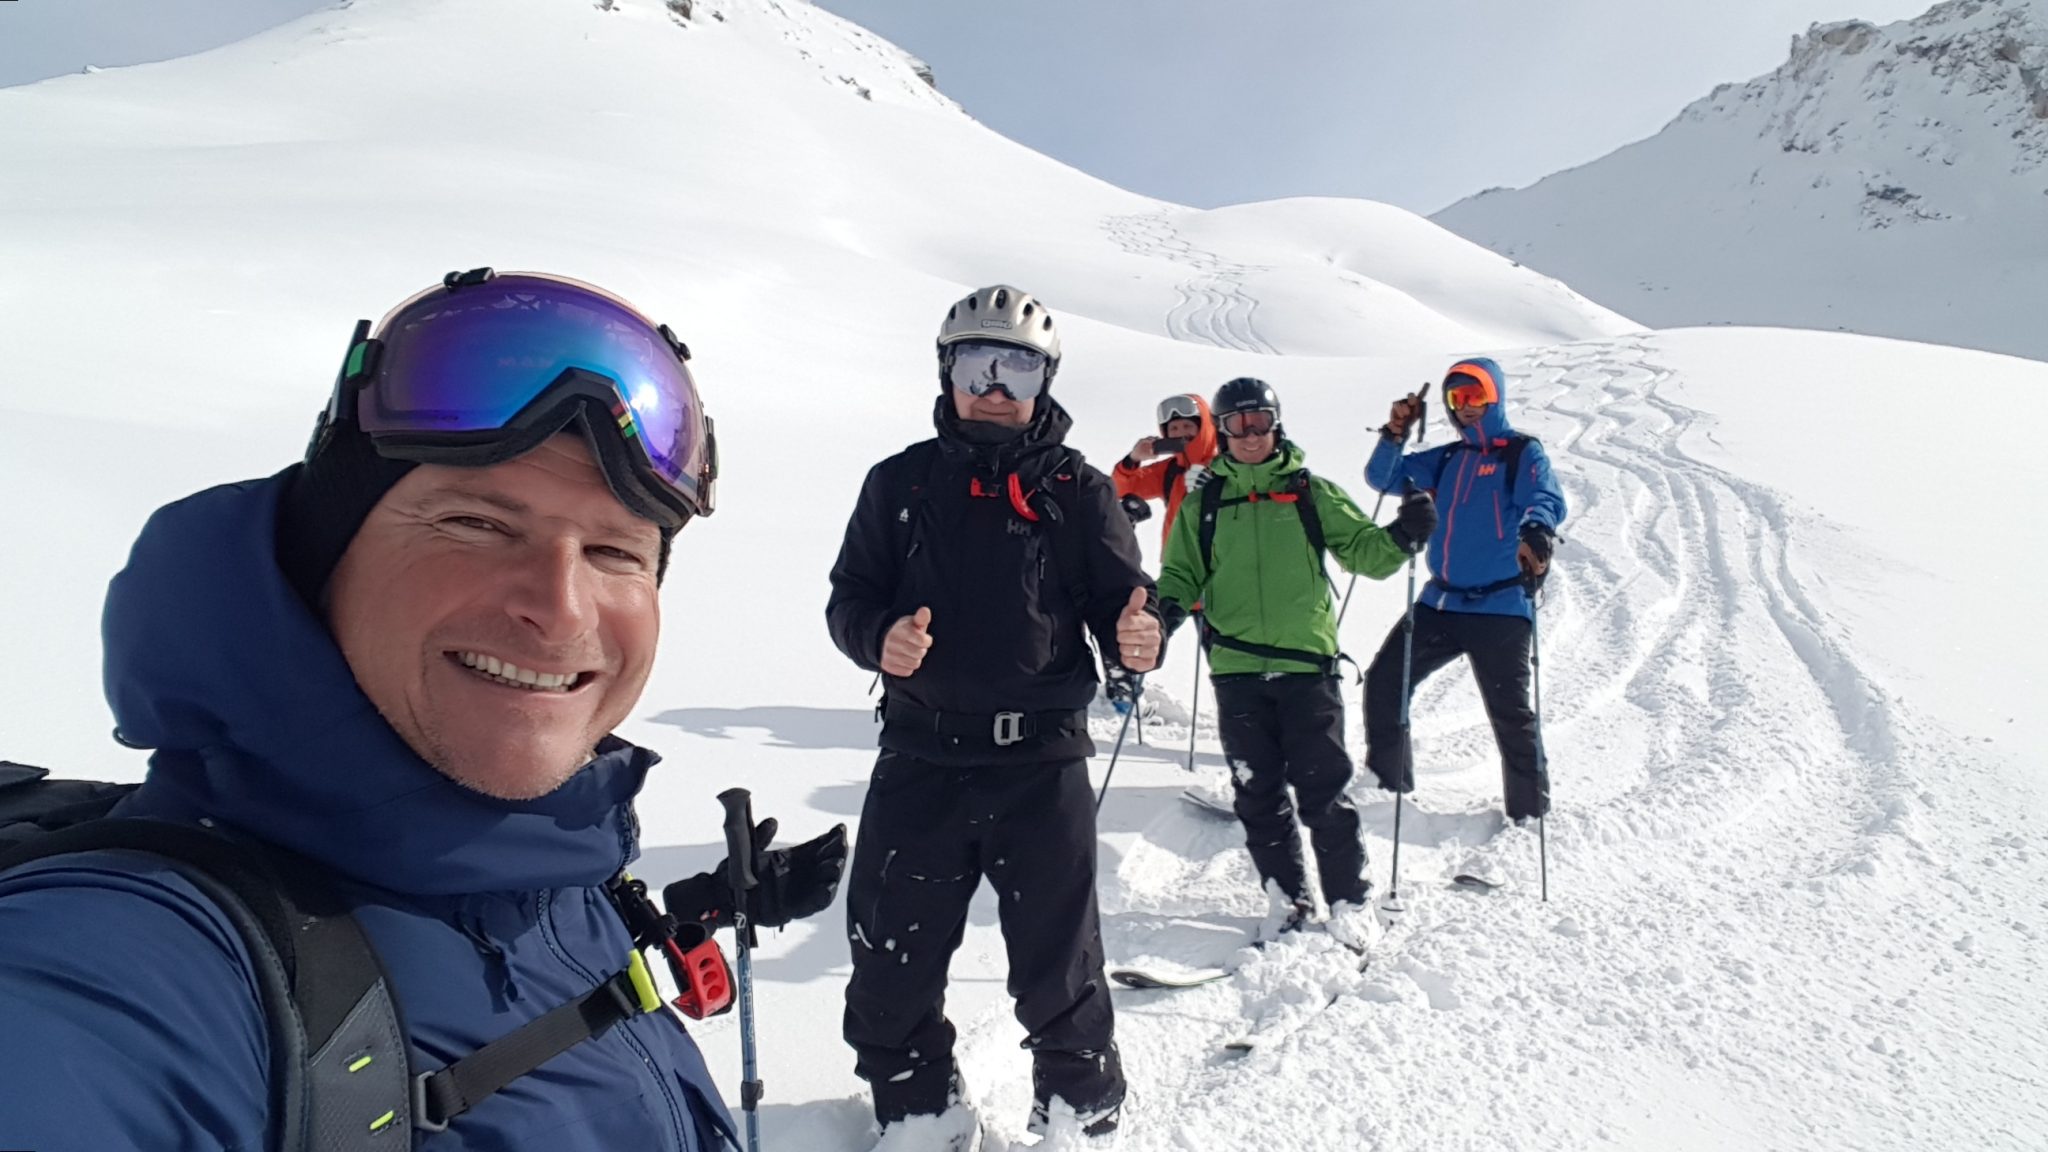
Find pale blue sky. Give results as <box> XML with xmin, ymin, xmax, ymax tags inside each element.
<box><xmin>3</xmin><ymin>0</ymin><xmax>1937</xmax><ymax>213</ymax></box>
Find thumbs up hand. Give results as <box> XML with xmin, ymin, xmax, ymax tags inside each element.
<box><xmin>1115</xmin><ymin>587</ymin><xmax>1162</xmax><ymax>673</ymax></box>
<box><xmin>881</xmin><ymin>606</ymin><xmax>934</xmax><ymax>677</ymax></box>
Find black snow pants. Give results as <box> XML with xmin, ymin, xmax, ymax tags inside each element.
<box><xmin>1364</xmin><ymin>602</ymin><xmax>1549</xmax><ymax>820</ymax></box>
<box><xmin>1213</xmin><ymin>673</ymin><xmax>1370</xmax><ymax>908</ymax></box>
<box><xmin>843</xmin><ymin>752</ymin><xmax>1122</xmax><ymax>1125</ymax></box>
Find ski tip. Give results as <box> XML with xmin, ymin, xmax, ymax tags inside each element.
<box><xmin>1451</xmin><ymin>873</ymin><xmax>1505</xmax><ymax>891</ymax></box>
<box><xmin>1110</xmin><ymin>967</ymin><xmax>1230</xmax><ymax>991</ymax></box>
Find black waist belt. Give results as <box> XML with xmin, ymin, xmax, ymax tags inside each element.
<box><xmin>1431</xmin><ymin>575</ymin><xmax>1530</xmax><ymax>600</ymax></box>
<box><xmin>1200</xmin><ymin>620</ymin><xmax>1350</xmax><ymax>678</ymax></box>
<box><xmin>880</xmin><ymin>702</ymin><xmax>1089</xmax><ymax>748</ymax></box>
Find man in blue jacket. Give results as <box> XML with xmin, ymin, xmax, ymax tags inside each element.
<box><xmin>0</xmin><ymin>270</ymin><xmax>844</xmax><ymax>1152</ymax></box>
<box><xmin>1362</xmin><ymin>357</ymin><xmax>1567</xmax><ymax>822</ymax></box>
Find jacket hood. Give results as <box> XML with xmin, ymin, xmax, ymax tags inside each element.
<box><xmin>103</xmin><ymin>473</ymin><xmax>648</xmax><ymax>897</ymax></box>
<box><xmin>1447</xmin><ymin>357</ymin><xmax>1516</xmax><ymax>447</ymax></box>
<box><xmin>933</xmin><ymin>394</ymin><xmax>1075</xmax><ymax>477</ymax></box>
<box><xmin>1164</xmin><ymin>394</ymin><xmax>1219</xmax><ymax>469</ymax></box>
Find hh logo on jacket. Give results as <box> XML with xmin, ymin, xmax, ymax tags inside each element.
<box><xmin>1476</xmin><ymin>463</ymin><xmax>1499</xmax><ymax>477</ymax></box>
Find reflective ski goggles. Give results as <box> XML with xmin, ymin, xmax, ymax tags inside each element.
<box><xmin>1218</xmin><ymin>408</ymin><xmax>1278</xmax><ymax>438</ymax></box>
<box><xmin>946</xmin><ymin>340</ymin><xmax>1050</xmax><ymax>401</ymax></box>
<box><xmin>1443</xmin><ymin>366</ymin><xmax>1499</xmax><ymax>410</ymax></box>
<box><xmin>318</xmin><ymin>269</ymin><xmax>717</xmax><ymax>529</ymax></box>
<box><xmin>1155</xmin><ymin>394</ymin><xmax>1201</xmax><ymax>428</ymax></box>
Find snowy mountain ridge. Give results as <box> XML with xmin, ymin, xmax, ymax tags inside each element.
<box><xmin>1434</xmin><ymin>0</ymin><xmax>2048</xmax><ymax>362</ymax></box>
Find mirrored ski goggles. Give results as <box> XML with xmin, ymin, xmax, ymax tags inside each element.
<box><xmin>947</xmin><ymin>340</ymin><xmax>1050</xmax><ymax>401</ymax></box>
<box><xmin>1443</xmin><ymin>367</ymin><xmax>1499</xmax><ymax>410</ymax></box>
<box><xmin>1218</xmin><ymin>408</ymin><xmax>1278</xmax><ymax>438</ymax></box>
<box><xmin>320</xmin><ymin>269</ymin><xmax>717</xmax><ymax>529</ymax></box>
<box><xmin>1155</xmin><ymin>394</ymin><xmax>1201</xmax><ymax>428</ymax></box>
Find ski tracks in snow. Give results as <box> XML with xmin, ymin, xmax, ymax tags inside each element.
<box><xmin>1101</xmin><ymin>209</ymin><xmax>1278</xmax><ymax>355</ymax></box>
<box><xmin>940</xmin><ymin>335</ymin><xmax>2044</xmax><ymax>1150</ymax></box>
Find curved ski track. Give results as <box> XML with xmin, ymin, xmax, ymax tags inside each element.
<box><xmin>1101</xmin><ymin>209</ymin><xmax>1279</xmax><ymax>355</ymax></box>
<box><xmin>943</xmin><ymin>336</ymin><xmax>2044</xmax><ymax>1151</ymax></box>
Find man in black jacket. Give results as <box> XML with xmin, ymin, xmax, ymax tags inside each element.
<box><xmin>826</xmin><ymin>284</ymin><xmax>1161</xmax><ymax>1143</ymax></box>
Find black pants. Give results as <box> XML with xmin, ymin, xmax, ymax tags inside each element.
<box><xmin>843</xmin><ymin>752</ymin><xmax>1122</xmax><ymax>1125</ymax></box>
<box><xmin>1364</xmin><ymin>603</ymin><xmax>1549</xmax><ymax>820</ymax></box>
<box><xmin>1213</xmin><ymin>674</ymin><xmax>1369</xmax><ymax>907</ymax></box>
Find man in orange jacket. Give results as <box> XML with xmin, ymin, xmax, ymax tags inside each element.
<box><xmin>1112</xmin><ymin>394</ymin><xmax>1218</xmax><ymax>547</ymax></box>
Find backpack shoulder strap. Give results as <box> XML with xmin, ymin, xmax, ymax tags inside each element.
<box><xmin>1287</xmin><ymin>469</ymin><xmax>1327</xmax><ymax>560</ymax></box>
<box><xmin>1501</xmin><ymin>434</ymin><xmax>1533</xmax><ymax>503</ymax></box>
<box><xmin>1431</xmin><ymin>442</ymin><xmax>1471</xmax><ymax>491</ymax></box>
<box><xmin>1196</xmin><ymin>467</ymin><xmax>1226</xmax><ymax>575</ymax></box>
<box><xmin>1035</xmin><ymin>450</ymin><xmax>1091</xmax><ymax>611</ymax></box>
<box><xmin>0</xmin><ymin>818</ymin><xmax>411</xmax><ymax>1152</ymax></box>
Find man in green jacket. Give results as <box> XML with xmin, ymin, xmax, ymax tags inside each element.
<box><xmin>1157</xmin><ymin>378</ymin><xmax>1437</xmax><ymax>938</ymax></box>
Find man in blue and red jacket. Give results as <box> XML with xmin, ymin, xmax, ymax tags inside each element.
<box><xmin>1362</xmin><ymin>357</ymin><xmax>1567</xmax><ymax>822</ymax></box>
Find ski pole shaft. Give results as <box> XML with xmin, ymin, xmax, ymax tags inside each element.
<box><xmin>716</xmin><ymin>788</ymin><xmax>764</xmax><ymax>1152</ymax></box>
<box><xmin>1392</xmin><ymin>516</ymin><xmax>1420</xmax><ymax>909</ymax></box>
<box><xmin>1530</xmin><ymin>595</ymin><xmax>1548</xmax><ymax>903</ymax></box>
<box><xmin>1096</xmin><ymin>678</ymin><xmax>1141</xmax><ymax>812</ymax></box>
<box><xmin>1390</xmin><ymin>794</ymin><xmax>1404</xmax><ymax>903</ymax></box>
<box><xmin>1187</xmin><ymin>635</ymin><xmax>1203</xmax><ymax>774</ymax></box>
<box><xmin>1333</xmin><ymin>572</ymin><xmax>1359</xmax><ymax>630</ymax></box>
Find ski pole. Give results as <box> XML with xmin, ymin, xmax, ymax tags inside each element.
<box><xmin>716</xmin><ymin>788</ymin><xmax>765</xmax><ymax>1152</ymax></box>
<box><xmin>1388</xmin><ymin>512</ymin><xmax>1421</xmax><ymax>911</ymax></box>
<box><xmin>1187</xmin><ymin>627</ymin><xmax>1203</xmax><ymax>774</ymax></box>
<box><xmin>1333</xmin><ymin>572</ymin><xmax>1359</xmax><ymax>630</ymax></box>
<box><xmin>1096</xmin><ymin>676</ymin><xmax>1143</xmax><ymax>812</ymax></box>
<box><xmin>1529</xmin><ymin>580</ymin><xmax>1548</xmax><ymax>903</ymax></box>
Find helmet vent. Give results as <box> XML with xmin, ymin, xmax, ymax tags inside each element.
<box><xmin>994</xmin><ymin>289</ymin><xmax>1010</xmax><ymax>308</ymax></box>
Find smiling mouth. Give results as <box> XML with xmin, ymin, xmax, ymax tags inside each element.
<box><xmin>450</xmin><ymin>651</ymin><xmax>589</xmax><ymax>693</ymax></box>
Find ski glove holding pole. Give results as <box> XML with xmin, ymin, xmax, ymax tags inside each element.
<box><xmin>664</xmin><ymin>820</ymin><xmax>849</xmax><ymax>932</ymax></box>
<box><xmin>1381</xmin><ymin>386</ymin><xmax>1430</xmax><ymax>443</ymax></box>
<box><xmin>1386</xmin><ymin>489</ymin><xmax>1437</xmax><ymax>555</ymax></box>
<box><xmin>1518</xmin><ymin>522</ymin><xmax>1556</xmax><ymax>589</ymax></box>
<box><xmin>1104</xmin><ymin>665</ymin><xmax>1142</xmax><ymax>715</ymax></box>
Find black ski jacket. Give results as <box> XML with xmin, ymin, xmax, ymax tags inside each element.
<box><xmin>827</xmin><ymin>398</ymin><xmax>1159</xmax><ymax>764</ymax></box>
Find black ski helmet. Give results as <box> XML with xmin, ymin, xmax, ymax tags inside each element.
<box><xmin>1212</xmin><ymin>377</ymin><xmax>1280</xmax><ymax>435</ymax></box>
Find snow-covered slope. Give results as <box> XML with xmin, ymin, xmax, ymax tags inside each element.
<box><xmin>3</xmin><ymin>1</ymin><xmax>2045</xmax><ymax>1150</ymax></box>
<box><xmin>1433</xmin><ymin>0</ymin><xmax>2048</xmax><ymax>363</ymax></box>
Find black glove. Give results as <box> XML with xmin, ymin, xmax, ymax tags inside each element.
<box><xmin>1518</xmin><ymin>522</ymin><xmax>1555</xmax><ymax>564</ymax></box>
<box><xmin>1388</xmin><ymin>490</ymin><xmax>1437</xmax><ymax>554</ymax></box>
<box><xmin>1158</xmin><ymin>601</ymin><xmax>1190</xmax><ymax>640</ymax></box>
<box><xmin>1104</xmin><ymin>665</ymin><xmax>1142</xmax><ymax>715</ymax></box>
<box><xmin>1371</xmin><ymin>760</ymin><xmax>1415</xmax><ymax>795</ymax></box>
<box><xmin>1119</xmin><ymin>494</ymin><xmax>1153</xmax><ymax>524</ymax></box>
<box><xmin>664</xmin><ymin>820</ymin><xmax>849</xmax><ymax>931</ymax></box>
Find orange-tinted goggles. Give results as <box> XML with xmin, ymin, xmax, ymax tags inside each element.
<box><xmin>1443</xmin><ymin>368</ymin><xmax>1498</xmax><ymax>410</ymax></box>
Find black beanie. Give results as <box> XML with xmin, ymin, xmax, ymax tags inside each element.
<box><xmin>274</xmin><ymin>428</ymin><xmax>420</xmax><ymax>612</ymax></box>
<box><xmin>274</xmin><ymin>427</ymin><xmax>677</xmax><ymax>611</ymax></box>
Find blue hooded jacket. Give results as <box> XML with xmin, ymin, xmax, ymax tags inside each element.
<box><xmin>1365</xmin><ymin>357</ymin><xmax>1567</xmax><ymax>619</ymax></box>
<box><xmin>0</xmin><ymin>474</ymin><xmax>737</xmax><ymax>1152</ymax></box>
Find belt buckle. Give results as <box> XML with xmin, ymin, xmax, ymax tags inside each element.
<box><xmin>992</xmin><ymin>712</ymin><xmax>1026</xmax><ymax>746</ymax></box>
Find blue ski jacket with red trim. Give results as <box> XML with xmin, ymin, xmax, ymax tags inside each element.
<box><xmin>1365</xmin><ymin>357</ymin><xmax>1567</xmax><ymax>620</ymax></box>
<box><xmin>0</xmin><ymin>474</ymin><xmax>737</xmax><ymax>1152</ymax></box>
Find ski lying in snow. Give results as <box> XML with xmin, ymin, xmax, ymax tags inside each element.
<box><xmin>1110</xmin><ymin>967</ymin><xmax>1232</xmax><ymax>991</ymax></box>
<box><xmin>1451</xmin><ymin>873</ymin><xmax>1505</xmax><ymax>891</ymax></box>
<box><xmin>1180</xmin><ymin>790</ymin><xmax>1235</xmax><ymax>819</ymax></box>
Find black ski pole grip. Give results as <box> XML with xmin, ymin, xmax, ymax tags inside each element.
<box><xmin>717</xmin><ymin>788</ymin><xmax>758</xmax><ymax>892</ymax></box>
<box><xmin>1415</xmin><ymin>379</ymin><xmax>1432</xmax><ymax>445</ymax></box>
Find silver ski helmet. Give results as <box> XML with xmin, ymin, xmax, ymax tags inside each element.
<box><xmin>936</xmin><ymin>284</ymin><xmax>1062</xmax><ymax>391</ymax></box>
